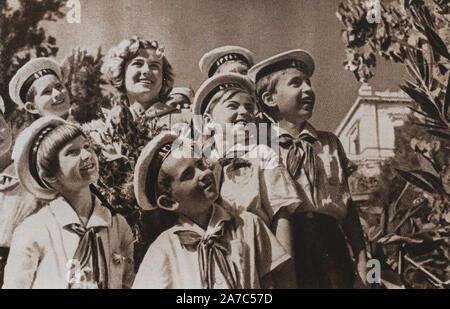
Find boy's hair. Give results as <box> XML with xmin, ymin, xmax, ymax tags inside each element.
<box><xmin>25</xmin><ymin>85</ymin><xmax>37</xmax><ymax>105</ymax></box>
<box><xmin>102</xmin><ymin>35</ymin><xmax>174</xmax><ymax>103</ymax></box>
<box><xmin>254</xmin><ymin>70</ymin><xmax>285</xmax><ymax>118</ymax></box>
<box><xmin>36</xmin><ymin>124</ymin><xmax>86</xmax><ymax>184</ymax></box>
<box><xmin>204</xmin><ymin>88</ymin><xmax>256</xmax><ymax>116</ymax></box>
<box><xmin>145</xmin><ymin>165</ymin><xmax>173</xmax><ymax>202</ymax></box>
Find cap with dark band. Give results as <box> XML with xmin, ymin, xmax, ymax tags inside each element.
<box><xmin>248</xmin><ymin>49</ymin><xmax>315</xmax><ymax>84</ymax></box>
<box><xmin>201</xmin><ymin>82</ymin><xmax>244</xmax><ymax>115</ymax></box>
<box><xmin>199</xmin><ymin>46</ymin><xmax>254</xmax><ymax>78</ymax></box>
<box><xmin>19</xmin><ymin>69</ymin><xmax>58</xmax><ymax>103</ymax></box>
<box><xmin>29</xmin><ymin>125</ymin><xmax>55</xmax><ymax>189</ymax></box>
<box><xmin>12</xmin><ymin>115</ymin><xmax>67</xmax><ymax>200</ymax></box>
<box><xmin>208</xmin><ymin>53</ymin><xmax>250</xmax><ymax>78</ymax></box>
<box><xmin>9</xmin><ymin>57</ymin><xmax>62</xmax><ymax>107</ymax></box>
<box><xmin>145</xmin><ymin>142</ymin><xmax>173</xmax><ymax>206</ymax></box>
<box><xmin>134</xmin><ymin>132</ymin><xmax>180</xmax><ymax>210</ymax></box>
<box><xmin>255</xmin><ymin>59</ymin><xmax>309</xmax><ymax>83</ymax></box>
<box><xmin>193</xmin><ymin>73</ymin><xmax>255</xmax><ymax>116</ymax></box>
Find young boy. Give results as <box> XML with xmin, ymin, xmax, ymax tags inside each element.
<box><xmin>192</xmin><ymin>73</ymin><xmax>301</xmax><ymax>269</ymax></box>
<box><xmin>166</xmin><ymin>87</ymin><xmax>194</xmax><ymax>111</ymax></box>
<box><xmin>132</xmin><ymin>132</ymin><xmax>292</xmax><ymax>289</ymax></box>
<box><xmin>9</xmin><ymin>57</ymin><xmax>71</xmax><ymax>119</ymax></box>
<box><xmin>199</xmin><ymin>46</ymin><xmax>254</xmax><ymax>77</ymax></box>
<box><xmin>248</xmin><ymin>50</ymin><xmax>368</xmax><ymax>288</ymax></box>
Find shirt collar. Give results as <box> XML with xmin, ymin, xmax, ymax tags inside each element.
<box><xmin>0</xmin><ymin>163</ymin><xmax>17</xmax><ymax>178</ymax></box>
<box><xmin>277</xmin><ymin>121</ymin><xmax>319</xmax><ymax>142</ymax></box>
<box><xmin>130</xmin><ymin>101</ymin><xmax>178</xmax><ymax>119</ymax></box>
<box><xmin>174</xmin><ymin>203</ymin><xmax>233</xmax><ymax>237</ymax></box>
<box><xmin>49</xmin><ymin>195</ymin><xmax>112</xmax><ymax>229</ymax></box>
<box><xmin>0</xmin><ymin>163</ymin><xmax>19</xmax><ymax>191</ymax></box>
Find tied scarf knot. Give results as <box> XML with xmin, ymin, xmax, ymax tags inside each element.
<box><xmin>279</xmin><ymin>133</ymin><xmax>317</xmax><ymax>195</ymax></box>
<box><xmin>64</xmin><ymin>223</ymin><xmax>108</xmax><ymax>289</ymax></box>
<box><xmin>175</xmin><ymin>222</ymin><xmax>238</xmax><ymax>289</ymax></box>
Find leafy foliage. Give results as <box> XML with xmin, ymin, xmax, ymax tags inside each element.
<box><xmin>338</xmin><ymin>0</ymin><xmax>450</xmax><ymax>288</ymax></box>
<box><xmin>61</xmin><ymin>48</ymin><xmax>110</xmax><ymax>124</ymax></box>
<box><xmin>0</xmin><ymin>0</ymin><xmax>67</xmax><ymax>117</ymax></box>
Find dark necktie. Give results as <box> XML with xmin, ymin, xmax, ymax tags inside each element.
<box><xmin>279</xmin><ymin>133</ymin><xmax>317</xmax><ymax>194</ymax></box>
<box><xmin>64</xmin><ymin>224</ymin><xmax>109</xmax><ymax>289</ymax></box>
<box><xmin>175</xmin><ymin>221</ymin><xmax>238</xmax><ymax>289</ymax></box>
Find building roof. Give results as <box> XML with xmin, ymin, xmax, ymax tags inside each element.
<box><xmin>334</xmin><ymin>84</ymin><xmax>411</xmax><ymax>137</ymax></box>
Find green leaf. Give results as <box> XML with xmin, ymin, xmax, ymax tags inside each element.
<box><xmin>400</xmin><ymin>85</ymin><xmax>441</xmax><ymax>121</ymax></box>
<box><xmin>424</xmin><ymin>25</ymin><xmax>450</xmax><ymax>60</ymax></box>
<box><xmin>394</xmin><ymin>168</ymin><xmax>435</xmax><ymax>194</ymax></box>
<box><xmin>427</xmin><ymin>130</ymin><xmax>450</xmax><ymax>141</ymax></box>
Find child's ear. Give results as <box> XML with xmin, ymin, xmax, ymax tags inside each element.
<box><xmin>203</xmin><ymin>113</ymin><xmax>212</xmax><ymax>124</ymax></box>
<box><xmin>202</xmin><ymin>113</ymin><xmax>217</xmax><ymax>136</ymax></box>
<box><xmin>261</xmin><ymin>91</ymin><xmax>277</xmax><ymax>108</ymax></box>
<box><xmin>24</xmin><ymin>102</ymin><xmax>39</xmax><ymax>115</ymax></box>
<box><xmin>156</xmin><ymin>194</ymin><xmax>179</xmax><ymax>212</ymax></box>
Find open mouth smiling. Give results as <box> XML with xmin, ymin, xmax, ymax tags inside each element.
<box><xmin>80</xmin><ymin>162</ymin><xmax>95</xmax><ymax>171</ymax></box>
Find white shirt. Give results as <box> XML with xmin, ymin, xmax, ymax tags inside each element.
<box><xmin>277</xmin><ymin>122</ymin><xmax>355</xmax><ymax>222</ymax></box>
<box><xmin>211</xmin><ymin>142</ymin><xmax>302</xmax><ymax>225</ymax></box>
<box><xmin>0</xmin><ymin>163</ymin><xmax>39</xmax><ymax>247</ymax></box>
<box><xmin>3</xmin><ymin>196</ymin><xmax>135</xmax><ymax>289</ymax></box>
<box><xmin>132</xmin><ymin>204</ymin><xmax>290</xmax><ymax>289</ymax></box>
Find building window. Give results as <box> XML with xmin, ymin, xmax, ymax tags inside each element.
<box><xmin>349</xmin><ymin>122</ymin><xmax>360</xmax><ymax>155</ymax></box>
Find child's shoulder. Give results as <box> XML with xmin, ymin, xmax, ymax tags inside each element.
<box><xmin>12</xmin><ymin>205</ymin><xmax>50</xmax><ymax>239</ymax></box>
<box><xmin>316</xmin><ymin>129</ymin><xmax>338</xmax><ymax>141</ymax></box>
<box><xmin>245</xmin><ymin>144</ymin><xmax>280</xmax><ymax>169</ymax></box>
<box><xmin>230</xmin><ymin>209</ymin><xmax>264</xmax><ymax>234</ymax></box>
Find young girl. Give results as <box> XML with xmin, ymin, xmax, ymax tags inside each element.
<box><xmin>3</xmin><ymin>116</ymin><xmax>134</xmax><ymax>289</ymax></box>
<box><xmin>193</xmin><ymin>73</ymin><xmax>302</xmax><ymax>287</ymax></box>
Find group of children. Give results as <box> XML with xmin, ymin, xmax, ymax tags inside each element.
<box><xmin>0</xmin><ymin>37</ymin><xmax>368</xmax><ymax>289</ymax></box>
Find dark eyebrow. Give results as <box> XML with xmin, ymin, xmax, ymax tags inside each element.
<box><xmin>149</xmin><ymin>61</ymin><xmax>162</xmax><ymax>66</ymax></box>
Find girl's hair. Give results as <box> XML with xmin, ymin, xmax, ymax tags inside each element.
<box><xmin>36</xmin><ymin>124</ymin><xmax>86</xmax><ymax>184</ymax></box>
<box><xmin>102</xmin><ymin>35</ymin><xmax>174</xmax><ymax>103</ymax></box>
<box><xmin>204</xmin><ymin>88</ymin><xmax>256</xmax><ymax>116</ymax></box>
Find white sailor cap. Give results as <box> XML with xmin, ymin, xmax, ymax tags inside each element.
<box><xmin>199</xmin><ymin>46</ymin><xmax>255</xmax><ymax>78</ymax></box>
<box><xmin>193</xmin><ymin>72</ymin><xmax>255</xmax><ymax>116</ymax></box>
<box><xmin>248</xmin><ymin>49</ymin><xmax>315</xmax><ymax>83</ymax></box>
<box><xmin>9</xmin><ymin>57</ymin><xmax>62</xmax><ymax>107</ymax></box>
<box><xmin>12</xmin><ymin>116</ymin><xmax>68</xmax><ymax>200</ymax></box>
<box><xmin>169</xmin><ymin>87</ymin><xmax>195</xmax><ymax>104</ymax></box>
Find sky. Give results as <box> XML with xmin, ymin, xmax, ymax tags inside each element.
<box><xmin>42</xmin><ymin>0</ymin><xmax>408</xmax><ymax>132</ymax></box>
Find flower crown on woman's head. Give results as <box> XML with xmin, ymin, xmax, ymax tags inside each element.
<box><xmin>101</xmin><ymin>35</ymin><xmax>174</xmax><ymax>100</ymax></box>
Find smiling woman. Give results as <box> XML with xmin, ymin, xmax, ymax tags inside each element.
<box><xmin>102</xmin><ymin>36</ymin><xmax>178</xmax><ymax>122</ymax></box>
<box><xmin>3</xmin><ymin>116</ymin><xmax>135</xmax><ymax>289</ymax></box>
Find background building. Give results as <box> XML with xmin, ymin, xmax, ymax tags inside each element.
<box><xmin>335</xmin><ymin>84</ymin><xmax>412</xmax><ymax>202</ymax></box>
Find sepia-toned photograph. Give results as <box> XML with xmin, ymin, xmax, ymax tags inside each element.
<box><xmin>0</xmin><ymin>0</ymin><xmax>449</xmax><ymax>293</ymax></box>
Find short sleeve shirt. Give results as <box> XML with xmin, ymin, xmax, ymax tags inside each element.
<box><xmin>3</xmin><ymin>196</ymin><xmax>135</xmax><ymax>289</ymax></box>
<box><xmin>132</xmin><ymin>204</ymin><xmax>291</xmax><ymax>289</ymax></box>
<box><xmin>212</xmin><ymin>143</ymin><xmax>302</xmax><ymax>225</ymax></box>
<box><xmin>277</xmin><ymin>122</ymin><xmax>355</xmax><ymax>223</ymax></box>
<box><xmin>0</xmin><ymin>163</ymin><xmax>39</xmax><ymax>247</ymax></box>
